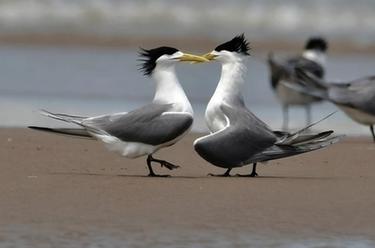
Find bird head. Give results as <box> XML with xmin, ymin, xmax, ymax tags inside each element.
<box><xmin>305</xmin><ymin>37</ymin><xmax>328</xmax><ymax>53</ymax></box>
<box><xmin>138</xmin><ymin>46</ymin><xmax>208</xmax><ymax>76</ymax></box>
<box><xmin>203</xmin><ymin>34</ymin><xmax>250</xmax><ymax>63</ymax></box>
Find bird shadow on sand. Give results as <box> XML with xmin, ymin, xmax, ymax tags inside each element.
<box><xmin>46</xmin><ymin>172</ymin><xmax>335</xmax><ymax>180</ymax></box>
<box><xmin>47</xmin><ymin>171</ymin><xmax>209</xmax><ymax>179</ymax></box>
<box><xmin>247</xmin><ymin>175</ymin><xmax>336</xmax><ymax>180</ymax></box>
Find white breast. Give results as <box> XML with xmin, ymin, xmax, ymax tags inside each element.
<box><xmin>93</xmin><ymin>134</ymin><xmax>156</xmax><ymax>158</ymax></box>
<box><xmin>338</xmin><ymin>105</ymin><xmax>375</xmax><ymax>125</ymax></box>
<box><xmin>205</xmin><ymin>59</ymin><xmax>246</xmax><ymax>133</ymax></box>
<box><xmin>205</xmin><ymin>94</ymin><xmax>229</xmax><ymax>133</ymax></box>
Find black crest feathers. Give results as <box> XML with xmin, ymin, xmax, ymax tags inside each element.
<box><xmin>138</xmin><ymin>46</ymin><xmax>179</xmax><ymax>76</ymax></box>
<box><xmin>305</xmin><ymin>37</ymin><xmax>328</xmax><ymax>52</ymax></box>
<box><xmin>214</xmin><ymin>34</ymin><xmax>250</xmax><ymax>55</ymax></box>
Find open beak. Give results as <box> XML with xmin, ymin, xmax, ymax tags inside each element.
<box><xmin>179</xmin><ymin>53</ymin><xmax>209</xmax><ymax>63</ymax></box>
<box><xmin>202</xmin><ymin>52</ymin><xmax>217</xmax><ymax>61</ymax></box>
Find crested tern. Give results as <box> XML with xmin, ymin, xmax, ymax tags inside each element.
<box><xmin>268</xmin><ymin>37</ymin><xmax>328</xmax><ymax>130</ymax></box>
<box><xmin>291</xmin><ymin>69</ymin><xmax>375</xmax><ymax>142</ymax></box>
<box><xmin>194</xmin><ymin>34</ymin><xmax>340</xmax><ymax>177</ymax></box>
<box><xmin>29</xmin><ymin>47</ymin><xmax>208</xmax><ymax>177</ymax></box>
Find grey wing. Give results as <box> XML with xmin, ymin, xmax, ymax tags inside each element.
<box><xmin>293</xmin><ymin>57</ymin><xmax>324</xmax><ymax>78</ymax></box>
<box><xmin>329</xmin><ymin>78</ymin><xmax>375</xmax><ymax>115</ymax></box>
<box><xmin>268</xmin><ymin>55</ymin><xmax>324</xmax><ymax>89</ymax></box>
<box><xmin>268</xmin><ymin>53</ymin><xmax>288</xmax><ymax>89</ymax></box>
<box><xmin>194</xmin><ymin>105</ymin><xmax>276</xmax><ymax>168</ymax></box>
<box><xmin>83</xmin><ymin>103</ymin><xmax>193</xmax><ymax>145</ymax></box>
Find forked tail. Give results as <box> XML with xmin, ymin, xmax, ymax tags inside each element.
<box><xmin>248</xmin><ymin>134</ymin><xmax>342</xmax><ymax>164</ymax></box>
<box><xmin>28</xmin><ymin>110</ymin><xmax>93</xmax><ymax>139</ymax></box>
<box><xmin>251</xmin><ymin>112</ymin><xmax>343</xmax><ymax>164</ymax></box>
<box><xmin>28</xmin><ymin>126</ymin><xmax>93</xmax><ymax>139</ymax></box>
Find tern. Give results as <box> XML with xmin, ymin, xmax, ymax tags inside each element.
<box><xmin>268</xmin><ymin>37</ymin><xmax>328</xmax><ymax>130</ymax></box>
<box><xmin>29</xmin><ymin>47</ymin><xmax>207</xmax><ymax>177</ymax></box>
<box><xmin>194</xmin><ymin>34</ymin><xmax>340</xmax><ymax>177</ymax></box>
<box><xmin>291</xmin><ymin>69</ymin><xmax>375</xmax><ymax>142</ymax></box>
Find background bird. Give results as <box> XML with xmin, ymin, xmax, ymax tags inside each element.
<box><xmin>194</xmin><ymin>34</ymin><xmax>340</xmax><ymax>177</ymax></box>
<box><xmin>267</xmin><ymin>37</ymin><xmax>328</xmax><ymax>130</ymax></box>
<box><xmin>289</xmin><ymin>69</ymin><xmax>375</xmax><ymax>142</ymax></box>
<box><xmin>29</xmin><ymin>47</ymin><xmax>207</xmax><ymax>177</ymax></box>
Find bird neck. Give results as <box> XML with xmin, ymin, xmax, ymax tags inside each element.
<box><xmin>302</xmin><ymin>50</ymin><xmax>326</xmax><ymax>65</ymax></box>
<box><xmin>212</xmin><ymin>60</ymin><xmax>246</xmax><ymax>104</ymax></box>
<box><xmin>152</xmin><ymin>65</ymin><xmax>193</xmax><ymax>114</ymax></box>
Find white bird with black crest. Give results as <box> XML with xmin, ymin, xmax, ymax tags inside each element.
<box><xmin>194</xmin><ymin>34</ymin><xmax>340</xmax><ymax>177</ymax></box>
<box><xmin>29</xmin><ymin>47</ymin><xmax>208</xmax><ymax>177</ymax></box>
<box><xmin>268</xmin><ymin>37</ymin><xmax>328</xmax><ymax>130</ymax></box>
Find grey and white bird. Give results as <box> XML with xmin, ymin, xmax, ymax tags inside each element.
<box><xmin>290</xmin><ymin>69</ymin><xmax>375</xmax><ymax>142</ymax></box>
<box><xmin>29</xmin><ymin>47</ymin><xmax>208</xmax><ymax>177</ymax></box>
<box><xmin>268</xmin><ymin>37</ymin><xmax>328</xmax><ymax>130</ymax></box>
<box><xmin>194</xmin><ymin>34</ymin><xmax>340</xmax><ymax>177</ymax></box>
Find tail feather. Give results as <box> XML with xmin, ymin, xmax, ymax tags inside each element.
<box><xmin>290</xmin><ymin>111</ymin><xmax>336</xmax><ymax>136</ymax></box>
<box><xmin>286</xmin><ymin>130</ymin><xmax>334</xmax><ymax>146</ymax></box>
<box><xmin>247</xmin><ymin>135</ymin><xmax>342</xmax><ymax>164</ymax></box>
<box><xmin>28</xmin><ymin>126</ymin><xmax>94</xmax><ymax>139</ymax></box>
<box><xmin>293</xmin><ymin>135</ymin><xmax>342</xmax><ymax>152</ymax></box>
<box><xmin>40</xmin><ymin>109</ymin><xmax>86</xmax><ymax>126</ymax></box>
<box><xmin>276</xmin><ymin>112</ymin><xmax>336</xmax><ymax>145</ymax></box>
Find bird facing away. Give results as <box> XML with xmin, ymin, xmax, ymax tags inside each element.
<box><xmin>194</xmin><ymin>34</ymin><xmax>340</xmax><ymax>177</ymax></box>
<box><xmin>29</xmin><ymin>47</ymin><xmax>208</xmax><ymax>177</ymax></box>
<box><xmin>289</xmin><ymin>69</ymin><xmax>375</xmax><ymax>142</ymax></box>
<box><xmin>267</xmin><ymin>37</ymin><xmax>328</xmax><ymax>130</ymax></box>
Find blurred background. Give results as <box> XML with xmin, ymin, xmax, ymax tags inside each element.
<box><xmin>1</xmin><ymin>0</ymin><xmax>375</xmax><ymax>135</ymax></box>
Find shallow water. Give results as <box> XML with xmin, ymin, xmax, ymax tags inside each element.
<box><xmin>0</xmin><ymin>45</ymin><xmax>374</xmax><ymax>135</ymax></box>
<box><xmin>1</xmin><ymin>225</ymin><xmax>374</xmax><ymax>248</ymax></box>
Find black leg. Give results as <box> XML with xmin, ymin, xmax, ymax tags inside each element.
<box><xmin>250</xmin><ymin>163</ymin><xmax>258</xmax><ymax>177</ymax></box>
<box><xmin>370</xmin><ymin>125</ymin><xmax>375</xmax><ymax>143</ymax></box>
<box><xmin>146</xmin><ymin>155</ymin><xmax>157</xmax><ymax>177</ymax></box>
<box><xmin>282</xmin><ymin>105</ymin><xmax>289</xmax><ymax>130</ymax></box>
<box><xmin>236</xmin><ymin>163</ymin><xmax>258</xmax><ymax>177</ymax></box>
<box><xmin>208</xmin><ymin>168</ymin><xmax>232</xmax><ymax>177</ymax></box>
<box><xmin>146</xmin><ymin>155</ymin><xmax>179</xmax><ymax>177</ymax></box>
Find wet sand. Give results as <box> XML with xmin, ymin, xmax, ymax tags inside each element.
<box><xmin>0</xmin><ymin>128</ymin><xmax>375</xmax><ymax>246</ymax></box>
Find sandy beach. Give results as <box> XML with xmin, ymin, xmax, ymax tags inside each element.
<box><xmin>0</xmin><ymin>128</ymin><xmax>374</xmax><ymax>246</ymax></box>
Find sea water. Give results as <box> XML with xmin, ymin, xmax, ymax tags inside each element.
<box><xmin>1</xmin><ymin>225</ymin><xmax>374</xmax><ymax>248</ymax></box>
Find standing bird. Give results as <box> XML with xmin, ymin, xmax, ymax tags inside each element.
<box><xmin>194</xmin><ymin>34</ymin><xmax>340</xmax><ymax>177</ymax></box>
<box><xmin>268</xmin><ymin>37</ymin><xmax>328</xmax><ymax>130</ymax></box>
<box><xmin>29</xmin><ymin>47</ymin><xmax>208</xmax><ymax>177</ymax></box>
<box><xmin>290</xmin><ymin>69</ymin><xmax>375</xmax><ymax>142</ymax></box>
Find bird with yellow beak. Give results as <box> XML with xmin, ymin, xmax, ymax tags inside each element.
<box><xmin>194</xmin><ymin>34</ymin><xmax>340</xmax><ymax>177</ymax></box>
<box><xmin>30</xmin><ymin>47</ymin><xmax>208</xmax><ymax>177</ymax></box>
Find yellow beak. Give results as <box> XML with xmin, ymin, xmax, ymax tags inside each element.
<box><xmin>202</xmin><ymin>52</ymin><xmax>217</xmax><ymax>61</ymax></box>
<box><xmin>179</xmin><ymin>53</ymin><xmax>209</xmax><ymax>63</ymax></box>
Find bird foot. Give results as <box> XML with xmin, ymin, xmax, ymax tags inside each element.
<box><xmin>149</xmin><ymin>156</ymin><xmax>179</xmax><ymax>170</ymax></box>
<box><xmin>207</xmin><ymin>173</ymin><xmax>231</xmax><ymax>177</ymax></box>
<box><xmin>159</xmin><ymin>161</ymin><xmax>180</xmax><ymax>170</ymax></box>
<box><xmin>148</xmin><ymin>173</ymin><xmax>171</xmax><ymax>177</ymax></box>
<box><xmin>236</xmin><ymin>172</ymin><xmax>258</xmax><ymax>177</ymax></box>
